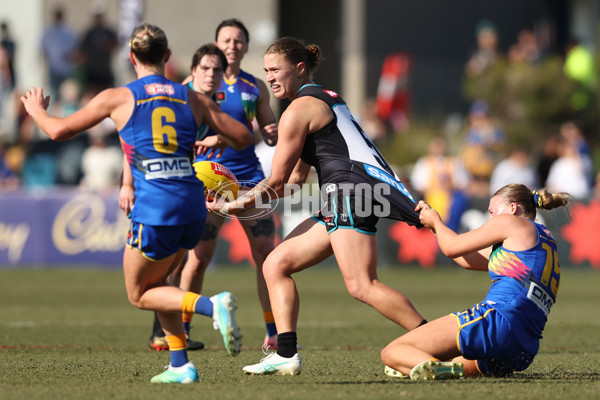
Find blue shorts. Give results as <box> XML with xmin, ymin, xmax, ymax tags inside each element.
<box><xmin>312</xmin><ymin>193</ymin><xmax>379</xmax><ymax>235</ymax></box>
<box><xmin>126</xmin><ymin>220</ymin><xmax>205</xmax><ymax>261</ymax></box>
<box><xmin>454</xmin><ymin>301</ymin><xmax>536</xmax><ymax>377</ymax></box>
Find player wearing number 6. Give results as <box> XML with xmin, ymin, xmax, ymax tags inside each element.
<box><xmin>20</xmin><ymin>23</ymin><xmax>251</xmax><ymax>383</ymax></box>
<box><xmin>381</xmin><ymin>184</ymin><xmax>570</xmax><ymax>380</ymax></box>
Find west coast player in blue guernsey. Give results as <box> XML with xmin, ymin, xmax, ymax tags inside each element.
<box><xmin>124</xmin><ymin>43</ymin><xmax>236</xmax><ymax>353</ymax></box>
<box><xmin>21</xmin><ymin>23</ymin><xmax>251</xmax><ymax>384</ymax></box>
<box><xmin>381</xmin><ymin>184</ymin><xmax>569</xmax><ymax>380</ymax></box>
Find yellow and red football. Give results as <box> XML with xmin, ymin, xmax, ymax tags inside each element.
<box><xmin>193</xmin><ymin>161</ymin><xmax>239</xmax><ymax>200</ymax></box>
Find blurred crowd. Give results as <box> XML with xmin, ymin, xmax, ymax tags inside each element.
<box><xmin>404</xmin><ymin>20</ymin><xmax>599</xmax><ymax>233</ymax></box>
<box><xmin>0</xmin><ymin>4</ymin><xmax>122</xmax><ymax>192</ymax></box>
<box><xmin>363</xmin><ymin>19</ymin><xmax>600</xmax><ymax>233</ymax></box>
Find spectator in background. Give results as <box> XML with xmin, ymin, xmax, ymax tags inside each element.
<box><xmin>0</xmin><ymin>39</ymin><xmax>12</xmax><ymax>132</ymax></box>
<box><xmin>466</xmin><ymin>20</ymin><xmax>499</xmax><ymax>77</ymax></box>
<box><xmin>410</xmin><ymin>136</ymin><xmax>468</xmax><ymax>231</ymax></box>
<box><xmin>545</xmin><ymin>135</ymin><xmax>590</xmax><ymax>199</ymax></box>
<box><xmin>80</xmin><ymin>1</ymin><xmax>118</xmax><ymax>98</ymax></box>
<box><xmin>460</xmin><ymin>100</ymin><xmax>506</xmax><ymax>197</ymax></box>
<box><xmin>508</xmin><ymin>29</ymin><xmax>541</xmax><ymax>64</ymax></box>
<box><xmin>0</xmin><ymin>22</ymin><xmax>16</xmax><ymax>133</ymax></box>
<box><xmin>536</xmin><ymin>135</ymin><xmax>560</xmax><ymax>187</ymax></box>
<box><xmin>0</xmin><ymin>22</ymin><xmax>16</xmax><ymax>90</ymax></box>
<box><xmin>51</xmin><ymin>79</ymin><xmax>81</xmax><ymax>118</ymax></box>
<box><xmin>559</xmin><ymin>120</ymin><xmax>593</xmax><ymax>187</ymax></box>
<box><xmin>489</xmin><ymin>148</ymin><xmax>538</xmax><ymax>195</ymax></box>
<box><xmin>41</xmin><ymin>6</ymin><xmax>79</xmax><ymax>101</ymax></box>
<box><xmin>463</xmin><ymin>101</ymin><xmax>506</xmax><ymax>151</ymax></box>
<box><xmin>80</xmin><ymin>118</ymin><xmax>122</xmax><ymax>191</ymax></box>
<box><xmin>0</xmin><ymin>140</ymin><xmax>19</xmax><ymax>190</ymax></box>
<box><xmin>53</xmin><ymin>79</ymin><xmax>86</xmax><ymax>185</ymax></box>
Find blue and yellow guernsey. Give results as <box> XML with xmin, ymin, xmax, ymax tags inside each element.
<box><xmin>120</xmin><ymin>75</ymin><xmax>206</xmax><ymax>225</ymax></box>
<box><xmin>485</xmin><ymin>220</ymin><xmax>560</xmax><ymax>353</ymax></box>
<box><xmin>194</xmin><ymin>69</ymin><xmax>261</xmax><ymax>179</ymax></box>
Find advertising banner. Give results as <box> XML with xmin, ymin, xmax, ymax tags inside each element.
<box><xmin>0</xmin><ymin>189</ymin><xmax>598</xmax><ymax>269</ymax></box>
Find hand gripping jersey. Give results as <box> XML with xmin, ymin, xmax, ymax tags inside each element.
<box><xmin>296</xmin><ymin>84</ymin><xmax>421</xmax><ymax>227</ymax></box>
<box><xmin>120</xmin><ymin>75</ymin><xmax>206</xmax><ymax>225</ymax></box>
<box><xmin>485</xmin><ymin>220</ymin><xmax>560</xmax><ymax>353</ymax></box>
<box><xmin>194</xmin><ymin>70</ymin><xmax>263</xmax><ymax>182</ymax></box>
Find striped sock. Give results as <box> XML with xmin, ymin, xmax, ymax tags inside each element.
<box><xmin>181</xmin><ymin>292</ymin><xmax>213</xmax><ymax>317</ymax></box>
<box><xmin>166</xmin><ymin>334</ymin><xmax>188</xmax><ymax>367</ymax></box>
<box><xmin>264</xmin><ymin>311</ymin><xmax>277</xmax><ymax>337</ymax></box>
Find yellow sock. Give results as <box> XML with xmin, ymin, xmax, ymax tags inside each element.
<box><xmin>263</xmin><ymin>311</ymin><xmax>275</xmax><ymax>324</ymax></box>
<box><xmin>182</xmin><ymin>312</ymin><xmax>194</xmax><ymax>324</ymax></box>
<box><xmin>181</xmin><ymin>292</ymin><xmax>200</xmax><ymax>314</ymax></box>
<box><xmin>166</xmin><ymin>333</ymin><xmax>187</xmax><ymax>352</ymax></box>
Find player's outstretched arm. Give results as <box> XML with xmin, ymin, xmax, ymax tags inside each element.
<box><xmin>21</xmin><ymin>87</ymin><xmax>128</xmax><ymax>141</ymax></box>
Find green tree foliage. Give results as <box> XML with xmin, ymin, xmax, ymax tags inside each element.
<box><xmin>462</xmin><ymin>54</ymin><xmax>598</xmax><ymax>148</ymax></box>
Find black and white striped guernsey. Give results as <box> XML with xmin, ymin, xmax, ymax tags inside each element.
<box><xmin>296</xmin><ymin>84</ymin><xmax>422</xmax><ymax>227</ymax></box>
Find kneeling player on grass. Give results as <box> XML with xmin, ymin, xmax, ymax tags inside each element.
<box><xmin>381</xmin><ymin>184</ymin><xmax>569</xmax><ymax>380</ymax></box>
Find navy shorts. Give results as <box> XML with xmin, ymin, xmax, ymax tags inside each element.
<box><xmin>126</xmin><ymin>220</ymin><xmax>205</xmax><ymax>261</ymax></box>
<box><xmin>453</xmin><ymin>301</ymin><xmax>537</xmax><ymax>377</ymax></box>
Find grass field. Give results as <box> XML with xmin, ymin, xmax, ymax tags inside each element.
<box><xmin>0</xmin><ymin>264</ymin><xmax>599</xmax><ymax>400</ymax></box>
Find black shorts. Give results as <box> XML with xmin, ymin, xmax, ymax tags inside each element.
<box><xmin>311</xmin><ymin>176</ymin><xmax>422</xmax><ymax>234</ymax></box>
<box><xmin>312</xmin><ymin>192</ymin><xmax>379</xmax><ymax>235</ymax></box>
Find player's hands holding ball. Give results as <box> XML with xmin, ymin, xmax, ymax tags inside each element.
<box><xmin>194</xmin><ymin>160</ymin><xmax>239</xmax><ymax>215</ymax></box>
<box><xmin>205</xmin><ymin>190</ymin><xmax>229</xmax><ymax>214</ymax></box>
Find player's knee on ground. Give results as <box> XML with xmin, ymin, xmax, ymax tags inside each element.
<box><xmin>380</xmin><ymin>346</ymin><xmax>393</xmax><ymax>366</ymax></box>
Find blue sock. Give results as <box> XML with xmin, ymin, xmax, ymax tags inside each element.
<box><xmin>194</xmin><ymin>296</ymin><xmax>213</xmax><ymax>317</ymax></box>
<box><xmin>166</xmin><ymin>334</ymin><xmax>189</xmax><ymax>367</ymax></box>
<box><xmin>170</xmin><ymin>349</ymin><xmax>188</xmax><ymax>368</ymax></box>
<box><xmin>266</xmin><ymin>322</ymin><xmax>277</xmax><ymax>337</ymax></box>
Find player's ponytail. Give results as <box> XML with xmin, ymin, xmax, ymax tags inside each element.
<box><xmin>536</xmin><ymin>188</ymin><xmax>570</xmax><ymax>211</ymax></box>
